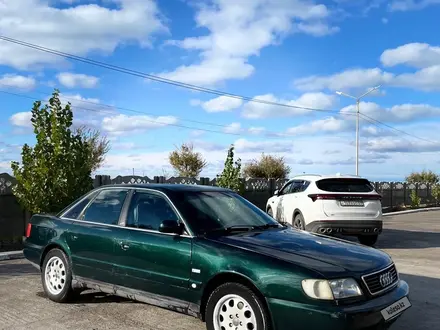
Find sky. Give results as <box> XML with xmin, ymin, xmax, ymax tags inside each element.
<box><xmin>1</xmin><ymin>0</ymin><xmax>440</xmax><ymax>182</ymax></box>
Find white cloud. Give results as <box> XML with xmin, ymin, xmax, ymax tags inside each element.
<box><xmin>365</xmin><ymin>138</ymin><xmax>440</xmax><ymax>153</ymax></box>
<box><xmin>233</xmin><ymin>138</ymin><xmax>294</xmax><ymax>153</ymax></box>
<box><xmin>223</xmin><ymin>122</ymin><xmax>242</xmax><ymax>134</ymax></box>
<box><xmin>0</xmin><ymin>0</ymin><xmax>167</xmax><ymax>69</ymax></box>
<box><xmin>57</xmin><ymin>72</ymin><xmax>99</xmax><ymax>88</ymax></box>
<box><xmin>389</xmin><ymin>0</ymin><xmax>440</xmax><ymax>11</ymax></box>
<box><xmin>0</xmin><ymin>74</ymin><xmax>36</xmax><ymax>90</ymax></box>
<box><xmin>392</xmin><ymin>65</ymin><xmax>440</xmax><ymax>91</ymax></box>
<box><xmin>9</xmin><ymin>112</ymin><xmax>32</xmax><ymax>128</ymax></box>
<box><xmin>241</xmin><ymin>92</ymin><xmax>336</xmax><ymax>119</ymax></box>
<box><xmin>293</xmin><ymin>68</ymin><xmax>393</xmax><ymax>92</ymax></box>
<box><xmin>286</xmin><ymin>116</ymin><xmax>347</xmax><ymax>135</ymax></box>
<box><xmin>248</xmin><ymin>127</ymin><xmax>266</xmax><ymax>135</ymax></box>
<box><xmin>199</xmin><ymin>96</ymin><xmax>243</xmax><ymax>113</ymax></box>
<box><xmin>157</xmin><ymin>0</ymin><xmax>337</xmax><ymax>86</ymax></box>
<box><xmin>381</xmin><ymin>43</ymin><xmax>440</xmax><ymax>68</ymax></box>
<box><xmin>341</xmin><ymin>101</ymin><xmax>440</xmax><ymax>123</ymax></box>
<box><xmin>102</xmin><ymin>114</ymin><xmax>178</xmax><ymax>135</ymax></box>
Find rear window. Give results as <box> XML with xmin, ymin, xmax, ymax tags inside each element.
<box><xmin>316</xmin><ymin>178</ymin><xmax>374</xmax><ymax>192</ymax></box>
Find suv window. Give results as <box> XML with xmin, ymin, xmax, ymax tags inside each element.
<box><xmin>126</xmin><ymin>191</ymin><xmax>179</xmax><ymax>231</ymax></box>
<box><xmin>279</xmin><ymin>181</ymin><xmax>293</xmax><ymax>195</ymax></box>
<box><xmin>291</xmin><ymin>180</ymin><xmax>305</xmax><ymax>193</ymax></box>
<box><xmin>316</xmin><ymin>178</ymin><xmax>374</xmax><ymax>192</ymax></box>
<box><xmin>62</xmin><ymin>191</ymin><xmax>98</xmax><ymax>219</ymax></box>
<box><xmin>82</xmin><ymin>189</ymin><xmax>129</xmax><ymax>225</ymax></box>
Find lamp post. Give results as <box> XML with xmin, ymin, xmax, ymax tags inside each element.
<box><xmin>335</xmin><ymin>85</ymin><xmax>381</xmax><ymax>176</ymax></box>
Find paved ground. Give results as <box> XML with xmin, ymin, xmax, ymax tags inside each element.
<box><xmin>1</xmin><ymin>212</ymin><xmax>439</xmax><ymax>330</ymax></box>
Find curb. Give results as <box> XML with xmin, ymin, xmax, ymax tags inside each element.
<box><xmin>383</xmin><ymin>207</ymin><xmax>440</xmax><ymax>217</ymax></box>
<box><xmin>0</xmin><ymin>250</ymin><xmax>24</xmax><ymax>261</ymax></box>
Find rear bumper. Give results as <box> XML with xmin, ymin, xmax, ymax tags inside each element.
<box><xmin>306</xmin><ymin>220</ymin><xmax>383</xmax><ymax>236</ymax></box>
<box><xmin>268</xmin><ymin>279</ymin><xmax>410</xmax><ymax>330</ymax></box>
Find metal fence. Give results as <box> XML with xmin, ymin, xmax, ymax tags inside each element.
<box><xmin>1</xmin><ymin>172</ymin><xmax>438</xmax><ymax>250</ymax></box>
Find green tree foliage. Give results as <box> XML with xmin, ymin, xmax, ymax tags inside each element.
<box><xmin>168</xmin><ymin>142</ymin><xmax>207</xmax><ymax>177</ymax></box>
<box><xmin>75</xmin><ymin>125</ymin><xmax>110</xmax><ymax>172</ymax></box>
<box><xmin>11</xmin><ymin>89</ymin><xmax>106</xmax><ymax>214</ymax></box>
<box><xmin>432</xmin><ymin>184</ymin><xmax>440</xmax><ymax>206</ymax></box>
<box><xmin>405</xmin><ymin>170</ymin><xmax>439</xmax><ymax>184</ymax></box>
<box><xmin>243</xmin><ymin>153</ymin><xmax>291</xmax><ymax>179</ymax></box>
<box><xmin>216</xmin><ymin>145</ymin><xmax>243</xmax><ymax>194</ymax></box>
<box><xmin>410</xmin><ymin>190</ymin><xmax>421</xmax><ymax>208</ymax></box>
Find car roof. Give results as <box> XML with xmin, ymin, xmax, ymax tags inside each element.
<box><xmin>289</xmin><ymin>174</ymin><xmax>368</xmax><ymax>182</ymax></box>
<box><xmin>99</xmin><ymin>183</ymin><xmax>231</xmax><ymax>193</ymax></box>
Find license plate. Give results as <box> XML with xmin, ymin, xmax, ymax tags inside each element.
<box><xmin>381</xmin><ymin>297</ymin><xmax>411</xmax><ymax>321</ymax></box>
<box><xmin>340</xmin><ymin>200</ymin><xmax>364</xmax><ymax>207</ymax></box>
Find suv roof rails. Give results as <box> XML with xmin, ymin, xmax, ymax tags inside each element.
<box><xmin>291</xmin><ymin>174</ymin><xmax>322</xmax><ymax>178</ymax></box>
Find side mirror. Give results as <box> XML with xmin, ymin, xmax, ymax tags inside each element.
<box><xmin>159</xmin><ymin>220</ymin><xmax>183</xmax><ymax>234</ymax></box>
<box><xmin>273</xmin><ymin>190</ymin><xmax>279</xmax><ymax>196</ymax></box>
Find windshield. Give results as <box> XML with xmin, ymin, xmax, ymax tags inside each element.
<box><xmin>172</xmin><ymin>190</ymin><xmax>281</xmax><ymax>235</ymax></box>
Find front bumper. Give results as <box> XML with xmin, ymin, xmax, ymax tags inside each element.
<box><xmin>306</xmin><ymin>220</ymin><xmax>383</xmax><ymax>236</ymax></box>
<box><xmin>267</xmin><ymin>279</ymin><xmax>410</xmax><ymax>330</ymax></box>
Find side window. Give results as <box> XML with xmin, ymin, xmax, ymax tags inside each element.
<box><xmin>291</xmin><ymin>181</ymin><xmax>304</xmax><ymax>193</ymax></box>
<box><xmin>62</xmin><ymin>191</ymin><xmax>98</xmax><ymax>219</ymax></box>
<box><xmin>279</xmin><ymin>182</ymin><xmax>293</xmax><ymax>195</ymax></box>
<box><xmin>82</xmin><ymin>189</ymin><xmax>128</xmax><ymax>225</ymax></box>
<box><xmin>126</xmin><ymin>192</ymin><xmax>179</xmax><ymax>231</ymax></box>
<box><xmin>300</xmin><ymin>181</ymin><xmax>311</xmax><ymax>192</ymax></box>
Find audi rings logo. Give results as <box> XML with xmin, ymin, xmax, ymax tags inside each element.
<box><xmin>379</xmin><ymin>271</ymin><xmax>393</xmax><ymax>288</ymax></box>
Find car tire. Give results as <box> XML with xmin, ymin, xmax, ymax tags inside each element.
<box><xmin>293</xmin><ymin>213</ymin><xmax>306</xmax><ymax>230</ymax></box>
<box><xmin>205</xmin><ymin>282</ymin><xmax>269</xmax><ymax>330</ymax></box>
<box><xmin>41</xmin><ymin>248</ymin><xmax>75</xmax><ymax>303</ymax></box>
<box><xmin>267</xmin><ymin>207</ymin><xmax>273</xmax><ymax>218</ymax></box>
<box><xmin>358</xmin><ymin>235</ymin><xmax>378</xmax><ymax>246</ymax></box>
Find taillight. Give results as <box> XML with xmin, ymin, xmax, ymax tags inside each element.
<box><xmin>25</xmin><ymin>223</ymin><xmax>32</xmax><ymax>238</ymax></box>
<box><xmin>308</xmin><ymin>194</ymin><xmax>381</xmax><ymax>202</ymax></box>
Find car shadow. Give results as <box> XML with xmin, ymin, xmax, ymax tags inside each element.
<box><xmin>0</xmin><ymin>261</ymin><xmax>38</xmax><ymax>277</ymax></box>
<box><xmin>36</xmin><ymin>290</ymin><xmax>131</xmax><ymax>304</ymax></box>
<box><xmin>331</xmin><ymin>229</ymin><xmax>440</xmax><ymax>249</ymax></box>
<box><xmin>393</xmin><ymin>273</ymin><xmax>440</xmax><ymax>330</ymax></box>
<box><xmin>376</xmin><ymin>229</ymin><xmax>440</xmax><ymax>249</ymax></box>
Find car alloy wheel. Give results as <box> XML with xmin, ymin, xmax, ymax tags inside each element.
<box><xmin>293</xmin><ymin>214</ymin><xmax>305</xmax><ymax>230</ymax></box>
<box><xmin>213</xmin><ymin>294</ymin><xmax>257</xmax><ymax>330</ymax></box>
<box><xmin>41</xmin><ymin>248</ymin><xmax>75</xmax><ymax>303</ymax></box>
<box><xmin>45</xmin><ymin>256</ymin><xmax>67</xmax><ymax>295</ymax></box>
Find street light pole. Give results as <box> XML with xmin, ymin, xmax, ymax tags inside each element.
<box><xmin>336</xmin><ymin>85</ymin><xmax>381</xmax><ymax>176</ymax></box>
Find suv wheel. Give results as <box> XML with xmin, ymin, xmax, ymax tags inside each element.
<box><xmin>293</xmin><ymin>213</ymin><xmax>305</xmax><ymax>230</ymax></box>
<box><xmin>358</xmin><ymin>235</ymin><xmax>378</xmax><ymax>246</ymax></box>
<box><xmin>41</xmin><ymin>248</ymin><xmax>74</xmax><ymax>303</ymax></box>
<box><xmin>205</xmin><ymin>283</ymin><xmax>269</xmax><ymax>330</ymax></box>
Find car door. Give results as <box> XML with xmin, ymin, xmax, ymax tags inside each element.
<box><xmin>275</xmin><ymin>181</ymin><xmax>293</xmax><ymax>222</ymax></box>
<box><xmin>283</xmin><ymin>180</ymin><xmax>307</xmax><ymax>222</ymax></box>
<box><xmin>111</xmin><ymin>189</ymin><xmax>193</xmax><ymax>301</ymax></box>
<box><xmin>64</xmin><ymin>187</ymin><xmax>130</xmax><ymax>283</ymax></box>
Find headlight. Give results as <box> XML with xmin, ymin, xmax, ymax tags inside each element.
<box><xmin>302</xmin><ymin>278</ymin><xmax>362</xmax><ymax>300</ymax></box>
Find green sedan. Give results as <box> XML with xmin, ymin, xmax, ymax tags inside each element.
<box><xmin>23</xmin><ymin>184</ymin><xmax>411</xmax><ymax>330</ymax></box>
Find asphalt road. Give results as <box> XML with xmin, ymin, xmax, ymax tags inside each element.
<box><xmin>1</xmin><ymin>211</ymin><xmax>439</xmax><ymax>330</ymax></box>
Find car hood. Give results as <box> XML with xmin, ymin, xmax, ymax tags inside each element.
<box><xmin>208</xmin><ymin>228</ymin><xmax>391</xmax><ymax>277</ymax></box>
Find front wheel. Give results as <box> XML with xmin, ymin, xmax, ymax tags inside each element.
<box><xmin>205</xmin><ymin>283</ymin><xmax>269</xmax><ymax>330</ymax></box>
<box><xmin>358</xmin><ymin>235</ymin><xmax>378</xmax><ymax>246</ymax></box>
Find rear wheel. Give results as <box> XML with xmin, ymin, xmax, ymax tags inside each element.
<box><xmin>293</xmin><ymin>213</ymin><xmax>305</xmax><ymax>230</ymax></box>
<box><xmin>41</xmin><ymin>248</ymin><xmax>75</xmax><ymax>303</ymax></box>
<box><xmin>358</xmin><ymin>235</ymin><xmax>378</xmax><ymax>246</ymax></box>
<box><xmin>205</xmin><ymin>283</ymin><xmax>269</xmax><ymax>330</ymax></box>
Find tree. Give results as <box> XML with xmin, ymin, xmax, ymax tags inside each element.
<box><xmin>10</xmin><ymin>89</ymin><xmax>104</xmax><ymax>214</ymax></box>
<box><xmin>216</xmin><ymin>145</ymin><xmax>243</xmax><ymax>194</ymax></box>
<box><xmin>243</xmin><ymin>153</ymin><xmax>290</xmax><ymax>179</ymax></box>
<box><xmin>405</xmin><ymin>170</ymin><xmax>439</xmax><ymax>184</ymax></box>
<box><xmin>168</xmin><ymin>142</ymin><xmax>207</xmax><ymax>177</ymax></box>
<box><xmin>75</xmin><ymin>125</ymin><xmax>110</xmax><ymax>172</ymax></box>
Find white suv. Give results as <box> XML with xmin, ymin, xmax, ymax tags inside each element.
<box><xmin>266</xmin><ymin>174</ymin><xmax>383</xmax><ymax>246</ymax></box>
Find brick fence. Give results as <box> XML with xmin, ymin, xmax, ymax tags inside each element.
<box><xmin>1</xmin><ymin>172</ymin><xmax>438</xmax><ymax>251</ymax></box>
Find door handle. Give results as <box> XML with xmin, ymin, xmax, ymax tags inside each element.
<box><xmin>119</xmin><ymin>242</ymin><xmax>130</xmax><ymax>251</ymax></box>
<box><xmin>71</xmin><ymin>235</ymin><xmax>78</xmax><ymax>241</ymax></box>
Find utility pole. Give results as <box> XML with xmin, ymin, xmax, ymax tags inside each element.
<box><xmin>336</xmin><ymin>85</ymin><xmax>381</xmax><ymax>176</ymax></box>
